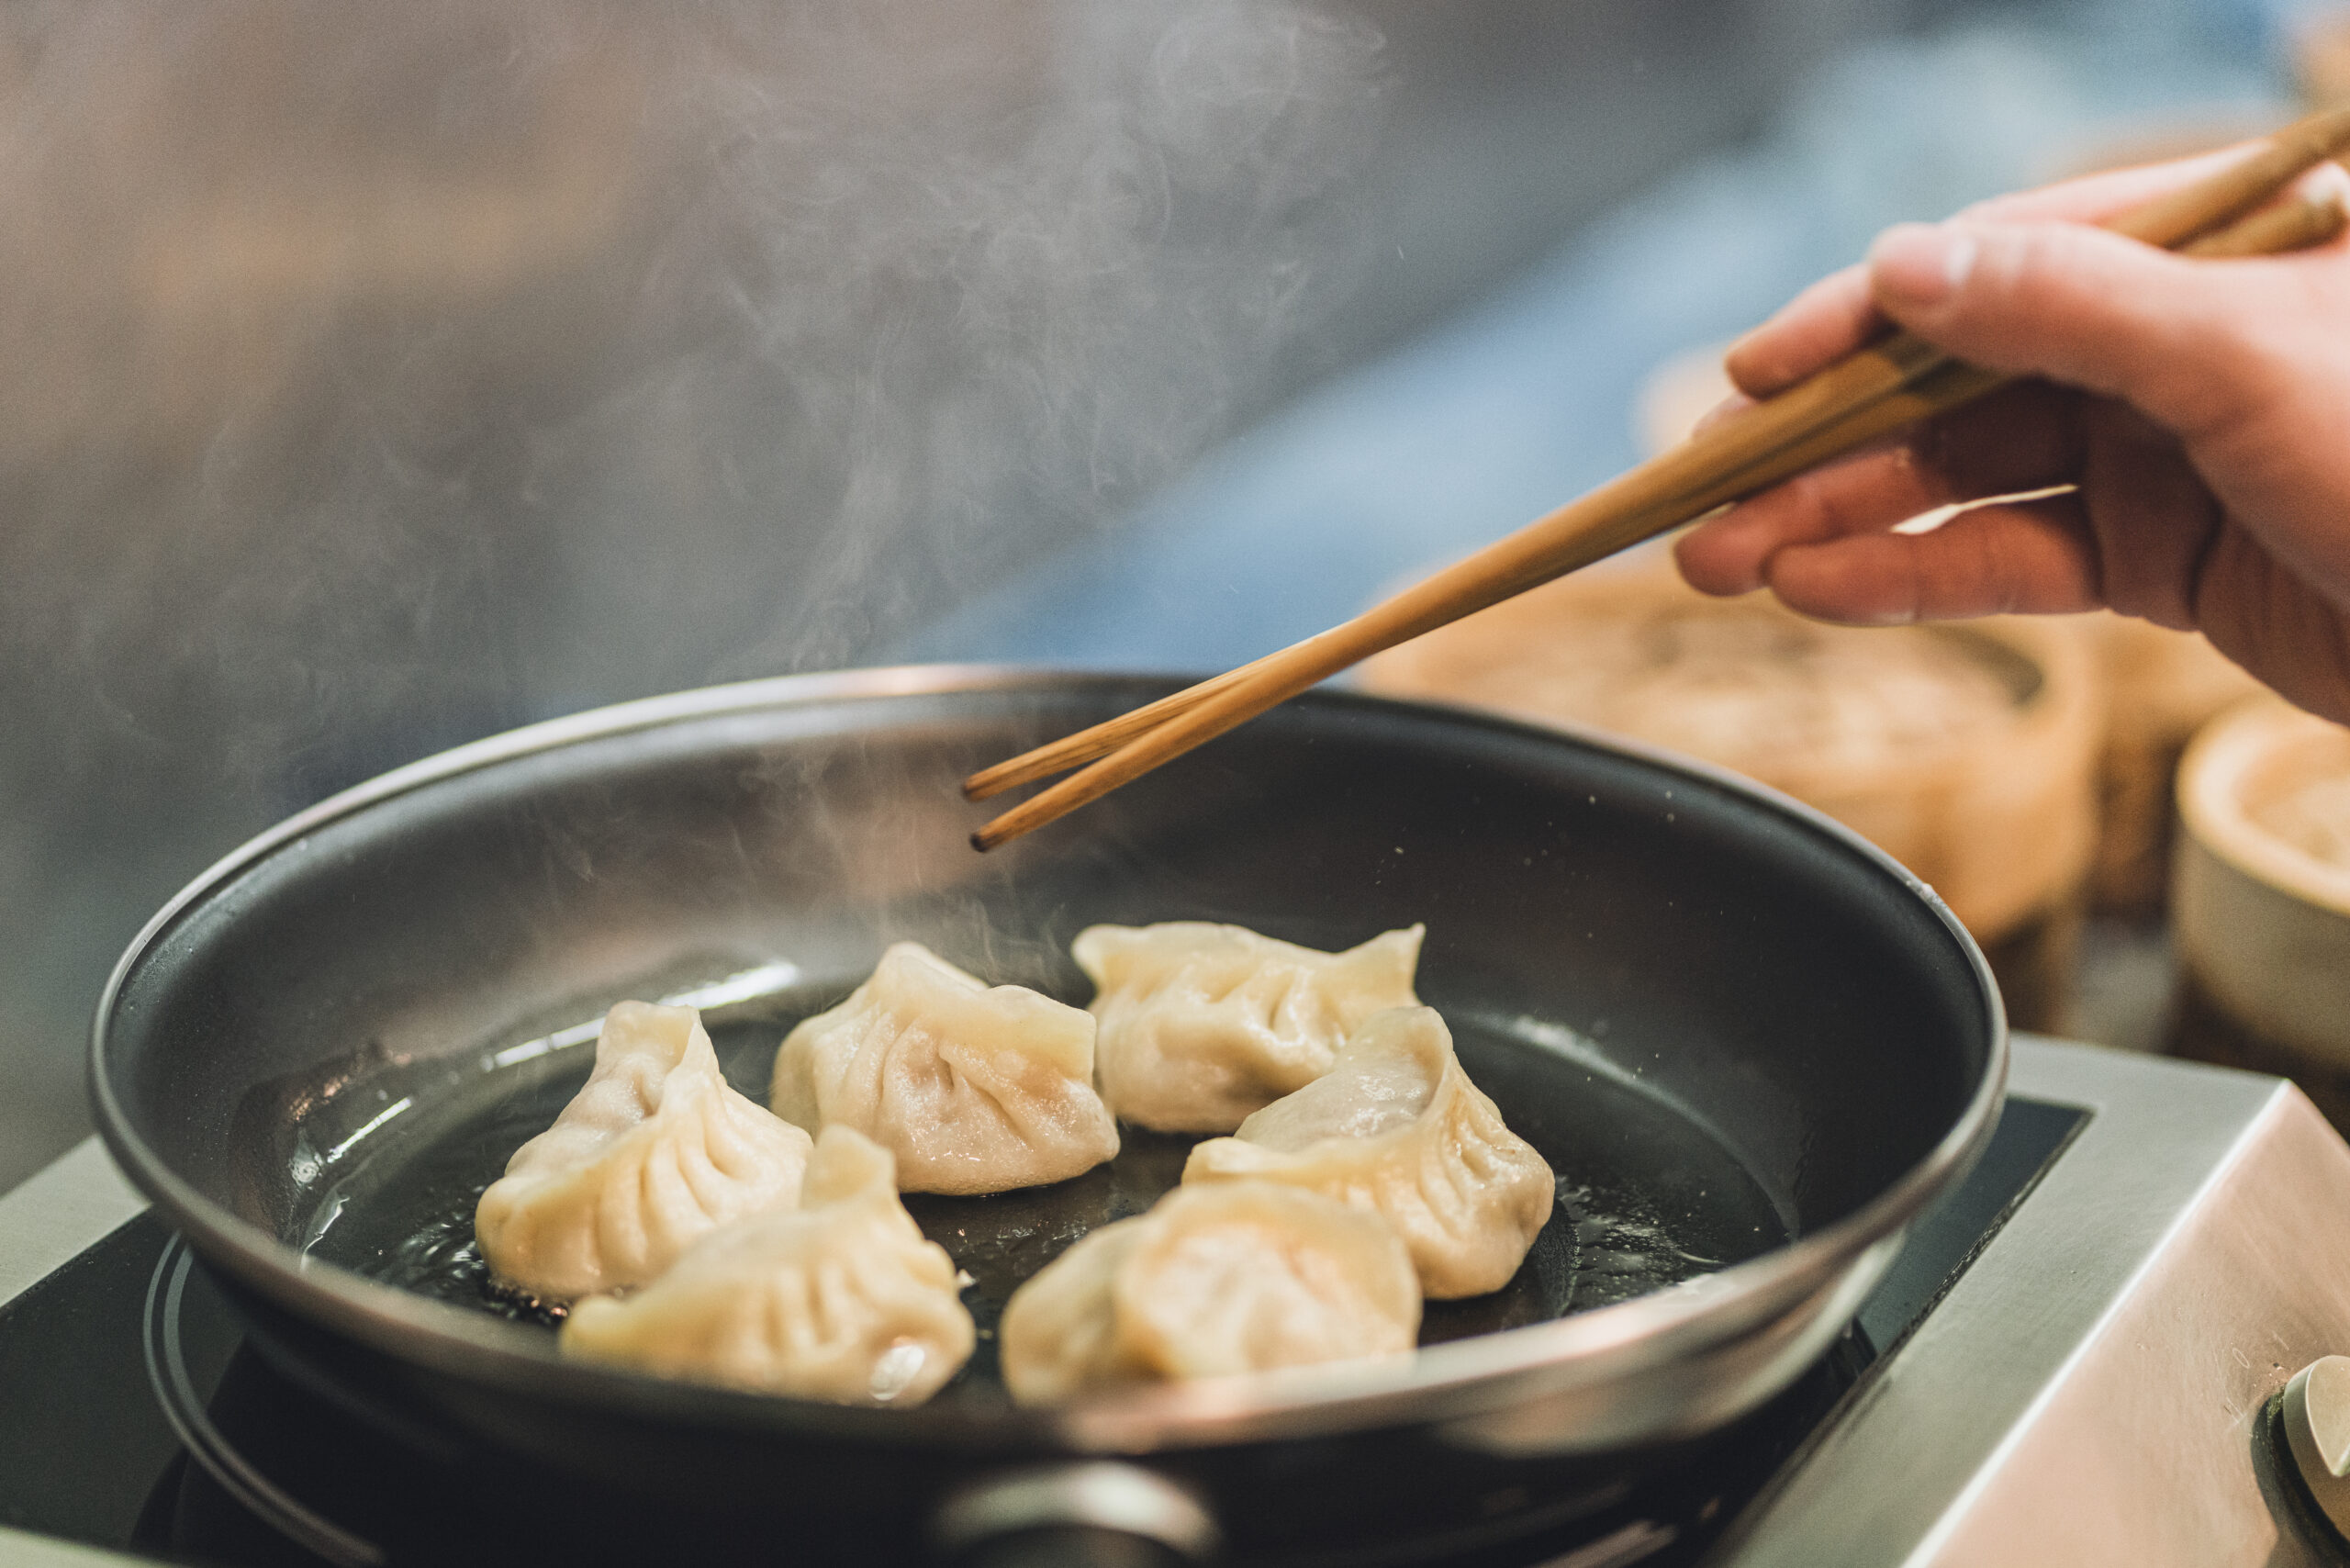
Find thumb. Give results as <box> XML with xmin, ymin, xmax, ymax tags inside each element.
<box><xmin>1866</xmin><ymin>218</ymin><xmax>2279</xmax><ymax>440</ymax></box>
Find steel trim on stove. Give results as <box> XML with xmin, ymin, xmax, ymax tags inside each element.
<box><xmin>0</xmin><ymin>1137</ymin><xmax>145</xmax><ymax>1311</ymax></box>
<box><xmin>1729</xmin><ymin>1036</ymin><xmax>2350</xmax><ymax>1566</ymax></box>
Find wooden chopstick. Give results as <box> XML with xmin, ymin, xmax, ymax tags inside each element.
<box><xmin>961</xmin><ymin>655</ymin><xmax>1276</xmax><ymax>802</ymax></box>
<box><xmin>967</xmin><ymin>108</ymin><xmax>2350</xmax><ymax>851</ymax></box>
<box><xmin>968</xmin><ymin>162</ymin><xmax>2350</xmax><ymax>815</ymax></box>
<box><xmin>968</xmin><ymin>177</ymin><xmax>2350</xmax><ymax>851</ymax></box>
<box><xmin>2181</xmin><ymin>179</ymin><xmax>2350</xmax><ymax>256</ymax></box>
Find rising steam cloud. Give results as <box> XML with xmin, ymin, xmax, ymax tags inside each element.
<box><xmin>0</xmin><ymin>0</ymin><xmax>1387</xmax><ymax>1176</ymax></box>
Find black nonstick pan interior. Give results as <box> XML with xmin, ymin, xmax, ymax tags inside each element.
<box><xmin>300</xmin><ymin>978</ymin><xmax>1793</xmax><ymax>1403</ymax></box>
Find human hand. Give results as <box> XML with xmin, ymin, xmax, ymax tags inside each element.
<box><xmin>1673</xmin><ymin>150</ymin><xmax>2350</xmax><ymax>722</ymax></box>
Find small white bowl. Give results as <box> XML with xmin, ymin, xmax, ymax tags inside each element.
<box><xmin>2174</xmin><ymin>699</ymin><xmax>2350</xmax><ymax>1066</ymax></box>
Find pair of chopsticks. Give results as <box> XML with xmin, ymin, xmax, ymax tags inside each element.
<box><xmin>965</xmin><ymin>106</ymin><xmax>2350</xmax><ymax>852</ymax></box>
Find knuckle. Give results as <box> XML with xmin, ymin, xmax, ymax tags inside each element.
<box><xmin>1980</xmin><ymin>225</ymin><xmax>2087</xmax><ymax>318</ymax></box>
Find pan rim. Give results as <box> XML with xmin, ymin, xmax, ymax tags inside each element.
<box><xmin>88</xmin><ymin>662</ymin><xmax>2008</xmax><ymax>1451</ymax></box>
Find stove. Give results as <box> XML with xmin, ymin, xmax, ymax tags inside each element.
<box><xmin>6</xmin><ymin>1037</ymin><xmax>2350</xmax><ymax>1566</ymax></box>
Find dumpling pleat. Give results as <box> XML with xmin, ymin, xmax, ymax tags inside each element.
<box><xmin>1001</xmin><ymin>1181</ymin><xmax>1419</xmax><ymax>1403</ymax></box>
<box><xmin>476</xmin><ymin>1002</ymin><xmax>812</xmax><ymax>1303</ymax></box>
<box><xmin>771</xmin><ymin>944</ymin><xmax>1117</xmax><ymax>1195</ymax></box>
<box><xmin>561</xmin><ymin>1127</ymin><xmax>974</xmax><ymax>1406</ymax></box>
<box><xmin>1076</xmin><ymin>924</ymin><xmax>1425</xmax><ymax>1135</ymax></box>
<box><xmin>1181</xmin><ymin>1007</ymin><xmax>1553</xmax><ymax>1299</ymax></box>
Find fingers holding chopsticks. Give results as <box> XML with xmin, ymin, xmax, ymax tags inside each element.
<box><xmin>1701</xmin><ymin>431</ymin><xmax>2244</xmax><ymax>634</ymax></box>
<box><xmin>1679</xmin><ymin>467</ymin><xmax>2101</xmax><ymax>629</ymax></box>
<box><xmin>1678</xmin><ymin>379</ymin><xmax>2084</xmax><ymax>588</ymax></box>
<box><xmin>1680</xmin><ymin>386</ymin><xmax>2233</xmax><ymax>632</ymax></box>
<box><xmin>1723</xmin><ymin>495</ymin><xmax>2099</xmax><ymax>627</ymax></box>
<box><xmin>1859</xmin><ymin>210</ymin><xmax>2342</xmax><ymax>436</ymax></box>
<box><xmin>1718</xmin><ymin>151</ymin><xmax>2350</xmax><ymax>405</ymax></box>
<box><xmin>1679</xmin><ymin>148</ymin><xmax>2350</xmax><ymax>638</ymax></box>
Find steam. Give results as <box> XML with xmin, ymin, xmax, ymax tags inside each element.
<box><xmin>0</xmin><ymin>0</ymin><xmax>1386</xmax><ymax>1176</ymax></box>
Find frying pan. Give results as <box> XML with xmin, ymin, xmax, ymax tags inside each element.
<box><xmin>90</xmin><ymin>667</ymin><xmax>2003</xmax><ymax>1564</ymax></box>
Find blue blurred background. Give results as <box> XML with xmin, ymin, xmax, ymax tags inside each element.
<box><xmin>902</xmin><ymin>0</ymin><xmax>2307</xmax><ymax>672</ymax></box>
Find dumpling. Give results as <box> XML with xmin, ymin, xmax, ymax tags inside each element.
<box><xmin>1000</xmin><ymin>1179</ymin><xmax>1419</xmax><ymax>1405</ymax></box>
<box><xmin>770</xmin><ymin>942</ymin><xmax>1118</xmax><ymax>1196</ymax></box>
<box><xmin>560</xmin><ymin>1126</ymin><xmax>975</xmax><ymax>1406</ymax></box>
<box><xmin>995</xmin><ymin>1218</ymin><xmax>1151</xmax><ymax>1403</ymax></box>
<box><xmin>476</xmin><ymin>1001</ymin><xmax>813</xmax><ymax>1303</ymax></box>
<box><xmin>1072</xmin><ymin>923</ymin><xmax>1426</xmax><ymax>1134</ymax></box>
<box><xmin>1181</xmin><ymin>1005</ymin><xmax>1553</xmax><ymax>1299</ymax></box>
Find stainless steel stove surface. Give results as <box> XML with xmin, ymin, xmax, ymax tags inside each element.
<box><xmin>5</xmin><ymin>1037</ymin><xmax>2350</xmax><ymax>1567</ymax></box>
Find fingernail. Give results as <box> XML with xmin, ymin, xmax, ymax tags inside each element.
<box><xmin>1690</xmin><ymin>394</ymin><xmax>1752</xmax><ymax>437</ymax></box>
<box><xmin>1870</xmin><ymin>224</ymin><xmax>1977</xmax><ymax>308</ymax></box>
<box><xmin>2306</xmin><ymin>162</ymin><xmax>2350</xmax><ymax>214</ymax></box>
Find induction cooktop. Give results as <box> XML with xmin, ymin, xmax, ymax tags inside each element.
<box><xmin>5</xmin><ymin>1038</ymin><xmax>2350</xmax><ymax>1566</ymax></box>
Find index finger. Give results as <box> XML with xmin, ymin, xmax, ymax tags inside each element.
<box><xmin>1722</xmin><ymin>140</ymin><xmax>2270</xmax><ymax>399</ymax></box>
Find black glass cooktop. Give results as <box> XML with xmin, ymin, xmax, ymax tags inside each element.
<box><xmin>0</xmin><ymin>1097</ymin><xmax>2085</xmax><ymax>1568</ymax></box>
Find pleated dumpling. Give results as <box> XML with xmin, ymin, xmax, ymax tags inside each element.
<box><xmin>560</xmin><ymin>1126</ymin><xmax>975</xmax><ymax>1406</ymax></box>
<box><xmin>1072</xmin><ymin>923</ymin><xmax>1426</xmax><ymax>1134</ymax></box>
<box><xmin>770</xmin><ymin>942</ymin><xmax>1118</xmax><ymax>1196</ymax></box>
<box><xmin>476</xmin><ymin>1001</ymin><xmax>813</xmax><ymax>1303</ymax></box>
<box><xmin>999</xmin><ymin>1179</ymin><xmax>1420</xmax><ymax>1405</ymax></box>
<box><xmin>1181</xmin><ymin>1005</ymin><xmax>1553</xmax><ymax>1299</ymax></box>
